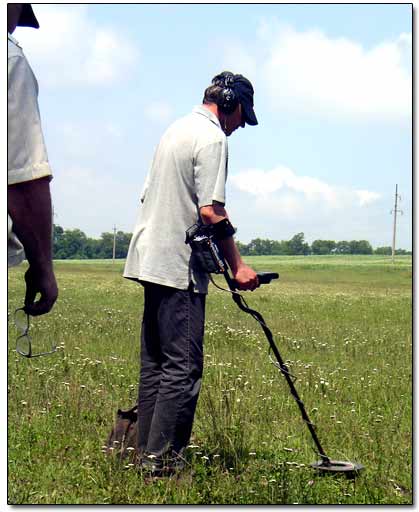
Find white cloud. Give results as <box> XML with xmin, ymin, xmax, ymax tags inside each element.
<box><xmin>14</xmin><ymin>5</ymin><xmax>139</xmax><ymax>87</ymax></box>
<box><xmin>226</xmin><ymin>20</ymin><xmax>411</xmax><ymax>121</ymax></box>
<box><xmin>144</xmin><ymin>101</ymin><xmax>174</xmax><ymax>125</ymax></box>
<box><xmin>230</xmin><ymin>166</ymin><xmax>381</xmax><ymax>217</ymax></box>
<box><xmin>227</xmin><ymin>166</ymin><xmax>398</xmax><ymax>246</ymax></box>
<box><xmin>356</xmin><ymin>189</ymin><xmax>382</xmax><ymax>206</ymax></box>
<box><xmin>262</xmin><ymin>23</ymin><xmax>411</xmax><ymax>120</ymax></box>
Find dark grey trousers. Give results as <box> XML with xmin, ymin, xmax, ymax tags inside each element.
<box><xmin>137</xmin><ymin>281</ymin><xmax>206</xmax><ymax>461</ymax></box>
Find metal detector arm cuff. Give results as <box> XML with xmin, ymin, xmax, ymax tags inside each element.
<box><xmin>211</xmin><ymin>218</ymin><xmax>236</xmax><ymax>240</ymax></box>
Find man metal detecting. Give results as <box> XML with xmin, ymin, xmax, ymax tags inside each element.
<box><xmin>124</xmin><ymin>71</ymin><xmax>259</xmax><ymax>475</ymax></box>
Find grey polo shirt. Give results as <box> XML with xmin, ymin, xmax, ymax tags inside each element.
<box><xmin>8</xmin><ymin>33</ymin><xmax>53</xmax><ymax>267</ymax></box>
<box><xmin>123</xmin><ymin>105</ymin><xmax>228</xmax><ymax>293</ymax></box>
<box><xmin>8</xmin><ymin>34</ymin><xmax>52</xmax><ymax>185</ymax></box>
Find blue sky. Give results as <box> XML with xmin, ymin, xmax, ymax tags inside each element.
<box><xmin>13</xmin><ymin>3</ymin><xmax>412</xmax><ymax>249</ymax></box>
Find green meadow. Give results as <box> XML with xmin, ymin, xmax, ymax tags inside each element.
<box><xmin>7</xmin><ymin>255</ymin><xmax>412</xmax><ymax>504</ymax></box>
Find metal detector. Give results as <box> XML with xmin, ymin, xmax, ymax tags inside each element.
<box><xmin>186</xmin><ymin>223</ymin><xmax>364</xmax><ymax>477</ymax></box>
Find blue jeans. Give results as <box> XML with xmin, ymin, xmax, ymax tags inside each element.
<box><xmin>137</xmin><ymin>281</ymin><xmax>206</xmax><ymax>463</ymax></box>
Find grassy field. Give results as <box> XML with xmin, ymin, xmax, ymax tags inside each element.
<box><xmin>7</xmin><ymin>255</ymin><xmax>412</xmax><ymax>505</ymax></box>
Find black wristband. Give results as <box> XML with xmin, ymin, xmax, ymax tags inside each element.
<box><xmin>212</xmin><ymin>218</ymin><xmax>236</xmax><ymax>240</ymax></box>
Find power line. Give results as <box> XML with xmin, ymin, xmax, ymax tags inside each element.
<box><xmin>390</xmin><ymin>184</ymin><xmax>403</xmax><ymax>264</ymax></box>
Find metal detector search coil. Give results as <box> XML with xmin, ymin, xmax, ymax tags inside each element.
<box><xmin>311</xmin><ymin>459</ymin><xmax>364</xmax><ymax>477</ymax></box>
<box><xmin>185</xmin><ymin>222</ymin><xmax>364</xmax><ymax>477</ymax></box>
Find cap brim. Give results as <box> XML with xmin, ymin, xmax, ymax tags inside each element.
<box><xmin>243</xmin><ymin>103</ymin><xmax>258</xmax><ymax>126</ymax></box>
<box><xmin>18</xmin><ymin>5</ymin><xmax>40</xmax><ymax>29</ymax></box>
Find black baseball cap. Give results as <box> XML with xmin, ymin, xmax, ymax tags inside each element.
<box><xmin>233</xmin><ymin>74</ymin><xmax>258</xmax><ymax>126</ymax></box>
<box><xmin>18</xmin><ymin>4</ymin><xmax>40</xmax><ymax>29</ymax></box>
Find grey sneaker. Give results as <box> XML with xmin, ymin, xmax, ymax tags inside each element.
<box><xmin>139</xmin><ymin>455</ymin><xmax>163</xmax><ymax>476</ymax></box>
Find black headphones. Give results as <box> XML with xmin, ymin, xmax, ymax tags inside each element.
<box><xmin>212</xmin><ymin>72</ymin><xmax>239</xmax><ymax>115</ymax></box>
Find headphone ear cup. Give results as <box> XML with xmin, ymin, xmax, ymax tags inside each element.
<box><xmin>224</xmin><ymin>73</ymin><xmax>235</xmax><ymax>88</ymax></box>
<box><xmin>212</xmin><ymin>72</ymin><xmax>238</xmax><ymax>115</ymax></box>
<box><xmin>219</xmin><ymin>87</ymin><xmax>238</xmax><ymax>114</ymax></box>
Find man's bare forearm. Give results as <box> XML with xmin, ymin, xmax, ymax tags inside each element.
<box><xmin>8</xmin><ymin>176</ymin><xmax>54</xmax><ymax>270</ymax></box>
<box><xmin>217</xmin><ymin>236</ymin><xmax>244</xmax><ymax>274</ymax></box>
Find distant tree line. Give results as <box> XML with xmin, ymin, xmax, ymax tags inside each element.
<box><xmin>53</xmin><ymin>225</ymin><xmax>132</xmax><ymax>260</ymax></box>
<box><xmin>237</xmin><ymin>233</ymin><xmax>411</xmax><ymax>256</ymax></box>
<box><xmin>52</xmin><ymin>225</ymin><xmax>411</xmax><ymax>260</ymax></box>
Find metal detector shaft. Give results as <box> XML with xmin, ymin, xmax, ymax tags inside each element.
<box><xmin>224</xmin><ymin>270</ymin><xmax>331</xmax><ymax>465</ymax></box>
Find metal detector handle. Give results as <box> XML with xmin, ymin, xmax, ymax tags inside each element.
<box><xmin>257</xmin><ymin>272</ymin><xmax>279</xmax><ymax>285</ymax></box>
<box><xmin>229</xmin><ymin>271</ymin><xmax>279</xmax><ymax>290</ymax></box>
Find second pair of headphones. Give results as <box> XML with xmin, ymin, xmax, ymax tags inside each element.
<box><xmin>212</xmin><ymin>72</ymin><xmax>239</xmax><ymax>115</ymax></box>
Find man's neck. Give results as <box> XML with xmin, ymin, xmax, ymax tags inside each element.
<box><xmin>201</xmin><ymin>103</ymin><xmax>220</xmax><ymax>120</ymax></box>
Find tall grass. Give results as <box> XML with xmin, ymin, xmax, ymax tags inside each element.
<box><xmin>7</xmin><ymin>256</ymin><xmax>412</xmax><ymax>504</ymax></box>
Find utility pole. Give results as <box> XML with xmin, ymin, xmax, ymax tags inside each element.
<box><xmin>112</xmin><ymin>225</ymin><xmax>117</xmax><ymax>264</ymax></box>
<box><xmin>390</xmin><ymin>184</ymin><xmax>403</xmax><ymax>264</ymax></box>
